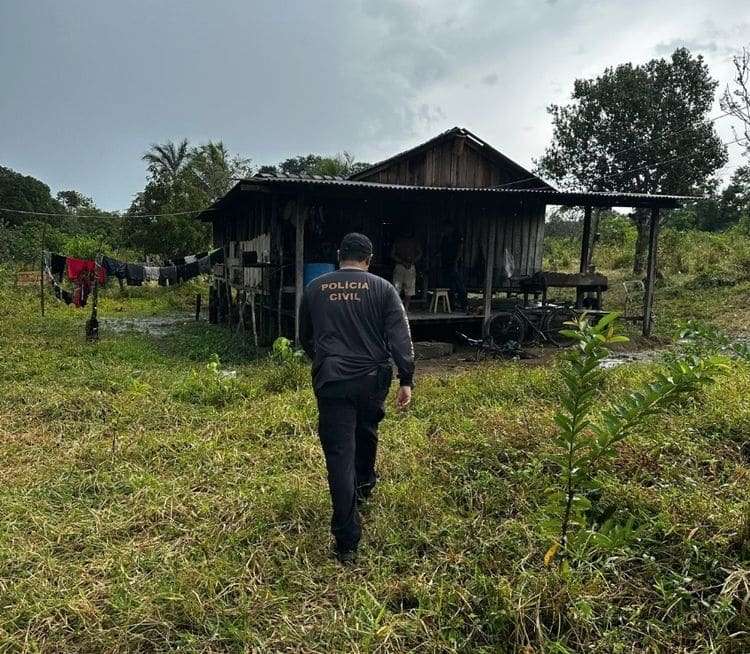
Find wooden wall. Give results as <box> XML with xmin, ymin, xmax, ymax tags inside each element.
<box><xmin>212</xmin><ymin>193</ymin><xmax>275</xmax><ymax>248</ymax></box>
<box><xmin>354</xmin><ymin>134</ymin><xmax>537</xmax><ymax>189</ymax></box>
<box><xmin>210</xmin><ymin>190</ymin><xmax>547</xmax><ymax>293</ymax></box>
<box><xmin>454</xmin><ymin>200</ymin><xmax>545</xmax><ymax>287</ymax></box>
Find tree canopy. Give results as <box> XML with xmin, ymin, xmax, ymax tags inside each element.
<box><xmin>263</xmin><ymin>152</ymin><xmax>370</xmax><ymax>178</ymax></box>
<box><xmin>537</xmin><ymin>48</ymin><xmax>728</xmax><ymax>272</ymax></box>
<box><xmin>125</xmin><ymin>140</ymin><xmax>251</xmax><ymax>258</ymax></box>
<box><xmin>0</xmin><ymin>166</ymin><xmax>66</xmax><ymax>228</ymax></box>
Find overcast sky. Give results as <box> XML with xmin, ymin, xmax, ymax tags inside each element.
<box><xmin>1</xmin><ymin>0</ymin><xmax>749</xmax><ymax>210</ymax></box>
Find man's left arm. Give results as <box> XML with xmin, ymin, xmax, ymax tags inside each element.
<box><xmin>383</xmin><ymin>285</ymin><xmax>415</xmax><ymax>406</ymax></box>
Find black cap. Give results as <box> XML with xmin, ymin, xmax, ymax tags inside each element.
<box><xmin>339</xmin><ymin>232</ymin><xmax>373</xmax><ymax>262</ymax></box>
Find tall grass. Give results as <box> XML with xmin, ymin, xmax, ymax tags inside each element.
<box><xmin>0</xmin><ymin>277</ymin><xmax>748</xmax><ymax>651</ymax></box>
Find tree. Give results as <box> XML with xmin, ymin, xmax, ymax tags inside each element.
<box><xmin>127</xmin><ymin>139</ymin><xmax>252</xmax><ymax>258</ymax></box>
<box><xmin>719</xmin><ymin>165</ymin><xmax>750</xmax><ymax>226</ymax></box>
<box><xmin>721</xmin><ymin>46</ymin><xmax>750</xmax><ymax>150</ymax></box>
<box><xmin>57</xmin><ymin>190</ymin><xmax>95</xmax><ymax>212</ymax></box>
<box><xmin>126</xmin><ymin>169</ymin><xmax>209</xmax><ymax>259</ymax></box>
<box><xmin>0</xmin><ymin>166</ymin><xmax>66</xmax><ymax>227</ymax></box>
<box><xmin>0</xmin><ymin>168</ymin><xmax>124</xmax><ymax>263</ymax></box>
<box><xmin>188</xmin><ymin>141</ymin><xmax>251</xmax><ymax>202</ymax></box>
<box><xmin>277</xmin><ymin>152</ymin><xmax>370</xmax><ymax>177</ymax></box>
<box><xmin>537</xmin><ymin>48</ymin><xmax>727</xmax><ymax>274</ymax></box>
<box><xmin>256</xmin><ymin>164</ymin><xmax>279</xmax><ymax>175</ymax></box>
<box><xmin>142</xmin><ymin>139</ymin><xmax>191</xmax><ymax>181</ymax></box>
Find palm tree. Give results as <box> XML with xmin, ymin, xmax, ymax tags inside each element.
<box><xmin>190</xmin><ymin>141</ymin><xmax>251</xmax><ymax>201</ymax></box>
<box><xmin>142</xmin><ymin>139</ymin><xmax>190</xmax><ymax>180</ymax></box>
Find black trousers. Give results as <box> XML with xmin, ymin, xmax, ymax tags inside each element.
<box><xmin>316</xmin><ymin>367</ymin><xmax>392</xmax><ymax>552</ymax></box>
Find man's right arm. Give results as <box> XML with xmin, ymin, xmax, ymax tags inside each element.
<box><xmin>300</xmin><ymin>292</ymin><xmax>315</xmax><ymax>360</ymax></box>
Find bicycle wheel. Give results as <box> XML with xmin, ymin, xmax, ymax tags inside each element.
<box><xmin>487</xmin><ymin>312</ymin><xmax>526</xmax><ymax>346</ymax></box>
<box><xmin>541</xmin><ymin>307</ymin><xmax>577</xmax><ymax>347</ymax></box>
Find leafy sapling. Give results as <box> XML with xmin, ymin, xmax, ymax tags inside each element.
<box><xmin>544</xmin><ymin>313</ymin><xmax>728</xmax><ymax>563</ymax></box>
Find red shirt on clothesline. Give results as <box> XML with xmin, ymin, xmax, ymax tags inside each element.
<box><xmin>66</xmin><ymin>258</ymin><xmax>106</xmax><ymax>285</ymax></box>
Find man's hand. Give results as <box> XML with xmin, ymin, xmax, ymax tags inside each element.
<box><xmin>396</xmin><ymin>385</ymin><xmax>412</xmax><ymax>409</ymax></box>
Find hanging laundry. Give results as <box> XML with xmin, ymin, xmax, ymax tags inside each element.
<box><xmin>144</xmin><ymin>266</ymin><xmax>160</xmax><ymax>283</ymax></box>
<box><xmin>158</xmin><ymin>266</ymin><xmax>178</xmax><ymax>286</ymax></box>
<box><xmin>198</xmin><ymin>255</ymin><xmax>211</xmax><ymax>274</ymax></box>
<box><xmin>172</xmin><ymin>257</ymin><xmax>186</xmax><ymax>267</ymax></box>
<box><xmin>183</xmin><ymin>260</ymin><xmax>200</xmax><ymax>281</ymax></box>
<box><xmin>126</xmin><ymin>263</ymin><xmax>145</xmax><ymax>286</ymax></box>
<box><xmin>195</xmin><ymin>251</ymin><xmax>208</xmax><ymax>260</ymax></box>
<box><xmin>66</xmin><ymin>258</ymin><xmax>105</xmax><ymax>285</ymax></box>
<box><xmin>50</xmin><ymin>253</ymin><xmax>67</xmax><ymax>278</ymax></box>
<box><xmin>102</xmin><ymin>256</ymin><xmax>127</xmax><ymax>280</ymax></box>
<box><xmin>184</xmin><ymin>254</ymin><xmax>197</xmax><ymax>264</ymax></box>
<box><xmin>209</xmin><ymin>248</ymin><xmax>224</xmax><ymax>265</ymax></box>
<box><xmin>72</xmin><ymin>284</ymin><xmax>90</xmax><ymax>308</ymax></box>
<box><xmin>51</xmin><ymin>279</ymin><xmax>73</xmax><ymax>305</ymax></box>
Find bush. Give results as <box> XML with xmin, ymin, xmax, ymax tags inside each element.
<box><xmin>0</xmin><ymin>221</ymin><xmax>67</xmax><ymax>265</ymax></box>
<box><xmin>61</xmin><ymin>235</ymin><xmax>114</xmax><ymax>260</ymax></box>
<box><xmin>172</xmin><ymin>354</ymin><xmax>251</xmax><ymax>406</ymax></box>
<box><xmin>685</xmin><ymin>272</ymin><xmax>737</xmax><ymax>289</ymax></box>
<box><xmin>263</xmin><ymin>337</ymin><xmax>308</xmax><ymax>393</ymax></box>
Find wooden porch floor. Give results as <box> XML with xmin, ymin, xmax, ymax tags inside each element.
<box><xmin>406</xmin><ymin>311</ymin><xmax>481</xmax><ymax>322</ymax></box>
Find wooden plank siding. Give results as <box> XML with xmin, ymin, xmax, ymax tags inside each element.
<box><xmin>355</xmin><ymin>133</ymin><xmax>535</xmax><ymax>189</ymax></box>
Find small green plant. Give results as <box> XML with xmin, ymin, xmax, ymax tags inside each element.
<box><xmin>544</xmin><ymin>313</ymin><xmax>728</xmax><ymax>563</ymax></box>
<box><xmin>264</xmin><ymin>337</ymin><xmax>307</xmax><ymax>393</ymax></box>
<box><xmin>172</xmin><ymin>353</ymin><xmax>248</xmax><ymax>406</ymax></box>
<box><xmin>271</xmin><ymin>337</ymin><xmax>303</xmax><ymax>363</ymax></box>
<box><xmin>674</xmin><ymin>319</ymin><xmax>750</xmax><ymax>363</ymax></box>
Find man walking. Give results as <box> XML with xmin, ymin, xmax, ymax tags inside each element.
<box><xmin>300</xmin><ymin>233</ymin><xmax>415</xmax><ymax>564</ymax></box>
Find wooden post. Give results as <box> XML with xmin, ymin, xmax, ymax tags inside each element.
<box><xmin>40</xmin><ymin>254</ymin><xmax>46</xmax><ymax>317</ymax></box>
<box><xmin>589</xmin><ymin>207</ymin><xmax>601</xmax><ymax>267</ymax></box>
<box><xmin>579</xmin><ymin>205</ymin><xmax>592</xmax><ymax>273</ymax></box>
<box><xmin>642</xmin><ymin>206</ymin><xmax>660</xmax><ymax>336</ymax></box>
<box><xmin>277</xmin><ymin>241</ymin><xmax>284</xmax><ymax>337</ymax></box>
<box><xmin>294</xmin><ymin>198</ymin><xmax>305</xmax><ymax>346</ymax></box>
<box><xmin>249</xmin><ymin>290</ymin><xmax>258</xmax><ymax>348</ymax></box>
<box><xmin>576</xmin><ymin>205</ymin><xmax>593</xmax><ymax>308</ymax></box>
<box><xmin>40</xmin><ymin>225</ymin><xmax>46</xmax><ymax>317</ymax></box>
<box><xmin>86</xmin><ymin>259</ymin><xmax>100</xmax><ymax>341</ymax></box>
<box><xmin>482</xmin><ymin>215</ymin><xmax>498</xmax><ymax>336</ymax></box>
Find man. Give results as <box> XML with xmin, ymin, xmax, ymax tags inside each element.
<box><xmin>300</xmin><ymin>233</ymin><xmax>415</xmax><ymax>564</ymax></box>
<box><xmin>390</xmin><ymin>228</ymin><xmax>422</xmax><ymax>311</ymax></box>
<box><xmin>439</xmin><ymin>221</ymin><xmax>467</xmax><ymax>312</ymax></box>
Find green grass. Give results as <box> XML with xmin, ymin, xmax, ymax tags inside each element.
<box><xmin>0</xmin><ymin>278</ymin><xmax>748</xmax><ymax>652</ymax></box>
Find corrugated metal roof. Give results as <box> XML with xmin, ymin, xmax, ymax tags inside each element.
<box><xmin>256</xmin><ymin>171</ymin><xmax>347</xmax><ymax>181</ymax></box>
<box><xmin>249</xmin><ymin>172</ymin><xmax>694</xmax><ymax>202</ymax></box>
<box><xmin>198</xmin><ymin>173</ymin><xmax>697</xmax><ymax>220</ymax></box>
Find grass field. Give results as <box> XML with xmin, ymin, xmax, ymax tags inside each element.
<box><xmin>0</xmin><ymin>273</ymin><xmax>749</xmax><ymax>653</ymax></box>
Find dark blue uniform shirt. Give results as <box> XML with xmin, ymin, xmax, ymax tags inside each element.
<box><xmin>300</xmin><ymin>267</ymin><xmax>415</xmax><ymax>393</ymax></box>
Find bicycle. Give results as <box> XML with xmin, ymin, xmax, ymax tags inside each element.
<box><xmin>456</xmin><ymin>331</ymin><xmax>521</xmax><ymax>361</ymax></box>
<box><xmin>484</xmin><ymin>303</ymin><xmax>579</xmax><ymax>348</ymax></box>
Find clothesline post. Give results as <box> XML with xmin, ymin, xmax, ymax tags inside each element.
<box><xmin>39</xmin><ymin>225</ymin><xmax>46</xmax><ymax>317</ymax></box>
<box><xmin>86</xmin><ymin>255</ymin><xmax>101</xmax><ymax>341</ymax></box>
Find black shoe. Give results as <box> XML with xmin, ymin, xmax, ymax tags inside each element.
<box><xmin>356</xmin><ymin>491</ymin><xmax>370</xmax><ymax>507</ymax></box>
<box><xmin>335</xmin><ymin>549</ymin><xmax>357</xmax><ymax>565</ymax></box>
<box><xmin>356</xmin><ymin>480</ymin><xmax>376</xmax><ymax>506</ymax></box>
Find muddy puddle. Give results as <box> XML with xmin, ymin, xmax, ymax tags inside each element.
<box><xmin>101</xmin><ymin>314</ymin><xmax>194</xmax><ymax>337</ymax></box>
<box><xmin>600</xmin><ymin>349</ymin><xmax>664</xmax><ymax>369</ymax></box>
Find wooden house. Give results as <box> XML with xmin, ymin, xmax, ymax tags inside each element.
<box><xmin>198</xmin><ymin>127</ymin><xmax>686</xmax><ymax>343</ymax></box>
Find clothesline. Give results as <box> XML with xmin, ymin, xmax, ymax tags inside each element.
<box><xmin>45</xmin><ymin>248</ymin><xmax>223</xmax><ymax>284</ymax></box>
<box><xmin>42</xmin><ymin>248</ymin><xmax>224</xmax><ymax>308</ymax></box>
